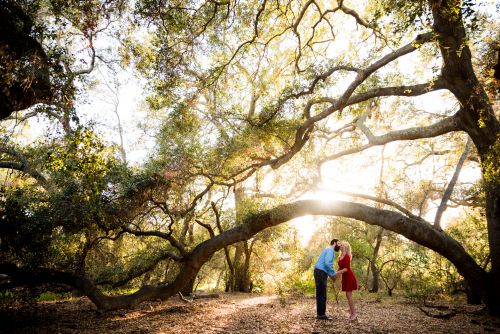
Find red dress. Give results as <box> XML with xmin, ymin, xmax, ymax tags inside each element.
<box><xmin>338</xmin><ymin>254</ymin><xmax>358</xmax><ymax>291</ymax></box>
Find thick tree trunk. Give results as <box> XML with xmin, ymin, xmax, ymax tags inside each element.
<box><xmin>231</xmin><ymin>184</ymin><xmax>253</xmax><ymax>292</ymax></box>
<box><xmin>241</xmin><ymin>241</ymin><xmax>253</xmax><ymax>292</ymax></box>
<box><xmin>233</xmin><ymin>242</ymin><xmax>252</xmax><ymax>292</ymax></box>
<box><xmin>0</xmin><ymin>199</ymin><xmax>493</xmax><ymax>312</ymax></box>
<box><xmin>76</xmin><ymin>233</ymin><xmax>92</xmax><ymax>276</ymax></box>
<box><xmin>484</xmin><ymin>186</ymin><xmax>500</xmax><ymax>315</ymax></box>
<box><xmin>180</xmin><ymin>277</ymin><xmax>195</xmax><ymax>296</ymax></box>
<box><xmin>466</xmin><ymin>281</ymin><xmax>482</xmax><ymax>305</ymax></box>
<box><xmin>431</xmin><ymin>0</ymin><xmax>500</xmax><ymax>315</ymax></box>
<box><xmin>230</xmin><ymin>241</ymin><xmax>252</xmax><ymax>292</ymax></box>
<box><xmin>369</xmin><ymin>256</ymin><xmax>380</xmax><ymax>293</ymax></box>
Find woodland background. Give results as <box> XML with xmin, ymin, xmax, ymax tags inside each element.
<box><xmin>0</xmin><ymin>0</ymin><xmax>499</xmax><ymax>331</ymax></box>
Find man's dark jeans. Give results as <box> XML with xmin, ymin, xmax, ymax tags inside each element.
<box><xmin>314</xmin><ymin>268</ymin><xmax>328</xmax><ymax>316</ymax></box>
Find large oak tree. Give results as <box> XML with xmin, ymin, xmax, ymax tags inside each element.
<box><xmin>1</xmin><ymin>0</ymin><xmax>499</xmax><ymax>316</ymax></box>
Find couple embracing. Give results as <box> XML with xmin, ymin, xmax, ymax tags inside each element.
<box><xmin>314</xmin><ymin>239</ymin><xmax>358</xmax><ymax>321</ymax></box>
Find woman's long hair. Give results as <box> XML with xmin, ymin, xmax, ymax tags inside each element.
<box><xmin>340</xmin><ymin>241</ymin><xmax>352</xmax><ymax>258</ymax></box>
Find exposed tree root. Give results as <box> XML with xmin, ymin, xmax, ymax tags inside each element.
<box><xmin>418</xmin><ymin>306</ymin><xmax>457</xmax><ymax>319</ymax></box>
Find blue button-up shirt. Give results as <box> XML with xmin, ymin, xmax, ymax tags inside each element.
<box><xmin>314</xmin><ymin>246</ymin><xmax>336</xmax><ymax>277</ymax></box>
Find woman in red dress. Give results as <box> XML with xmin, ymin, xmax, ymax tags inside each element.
<box><xmin>337</xmin><ymin>241</ymin><xmax>358</xmax><ymax>321</ymax></box>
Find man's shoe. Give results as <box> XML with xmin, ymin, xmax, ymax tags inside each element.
<box><xmin>316</xmin><ymin>315</ymin><xmax>332</xmax><ymax>320</ymax></box>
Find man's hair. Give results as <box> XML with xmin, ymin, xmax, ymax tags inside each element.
<box><xmin>330</xmin><ymin>239</ymin><xmax>338</xmax><ymax>245</ymax></box>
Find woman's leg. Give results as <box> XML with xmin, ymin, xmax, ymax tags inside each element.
<box><xmin>346</xmin><ymin>291</ymin><xmax>356</xmax><ymax>319</ymax></box>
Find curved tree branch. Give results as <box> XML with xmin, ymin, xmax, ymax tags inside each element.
<box><xmin>122</xmin><ymin>225</ymin><xmax>187</xmax><ymax>257</ymax></box>
<box><xmin>0</xmin><ymin>147</ymin><xmax>51</xmax><ymax>189</ymax></box>
<box><xmin>321</xmin><ymin>111</ymin><xmax>461</xmax><ymax>162</ymax></box>
<box><xmin>270</xmin><ymin>32</ymin><xmax>435</xmax><ymax>169</ymax></box>
<box><xmin>399</xmin><ymin>149</ymin><xmax>452</xmax><ymax>167</ymax></box>
<box><xmin>338</xmin><ymin>2</ymin><xmax>386</xmax><ymax>42</ymax></box>
<box><xmin>71</xmin><ymin>35</ymin><xmax>96</xmax><ymax>76</ymax></box>
<box><xmin>330</xmin><ymin>190</ymin><xmax>422</xmax><ymax>221</ymax></box>
<box><xmin>1</xmin><ymin>199</ymin><xmax>486</xmax><ymax>312</ymax></box>
<box><xmin>95</xmin><ymin>249</ymin><xmax>182</xmax><ymax>288</ymax></box>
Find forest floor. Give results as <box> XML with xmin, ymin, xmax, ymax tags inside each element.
<box><xmin>1</xmin><ymin>292</ymin><xmax>500</xmax><ymax>334</ymax></box>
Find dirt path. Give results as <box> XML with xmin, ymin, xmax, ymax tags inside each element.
<box><xmin>1</xmin><ymin>293</ymin><xmax>499</xmax><ymax>333</ymax></box>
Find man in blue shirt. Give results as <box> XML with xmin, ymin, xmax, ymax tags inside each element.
<box><xmin>314</xmin><ymin>238</ymin><xmax>340</xmax><ymax>320</ymax></box>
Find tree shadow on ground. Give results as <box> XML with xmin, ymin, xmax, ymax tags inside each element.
<box><xmin>1</xmin><ymin>293</ymin><xmax>499</xmax><ymax>334</ymax></box>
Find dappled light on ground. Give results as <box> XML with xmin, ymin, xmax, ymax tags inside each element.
<box><xmin>1</xmin><ymin>293</ymin><xmax>499</xmax><ymax>333</ymax></box>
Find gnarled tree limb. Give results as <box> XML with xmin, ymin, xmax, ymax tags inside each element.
<box><xmin>1</xmin><ymin>199</ymin><xmax>486</xmax><ymax>312</ymax></box>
